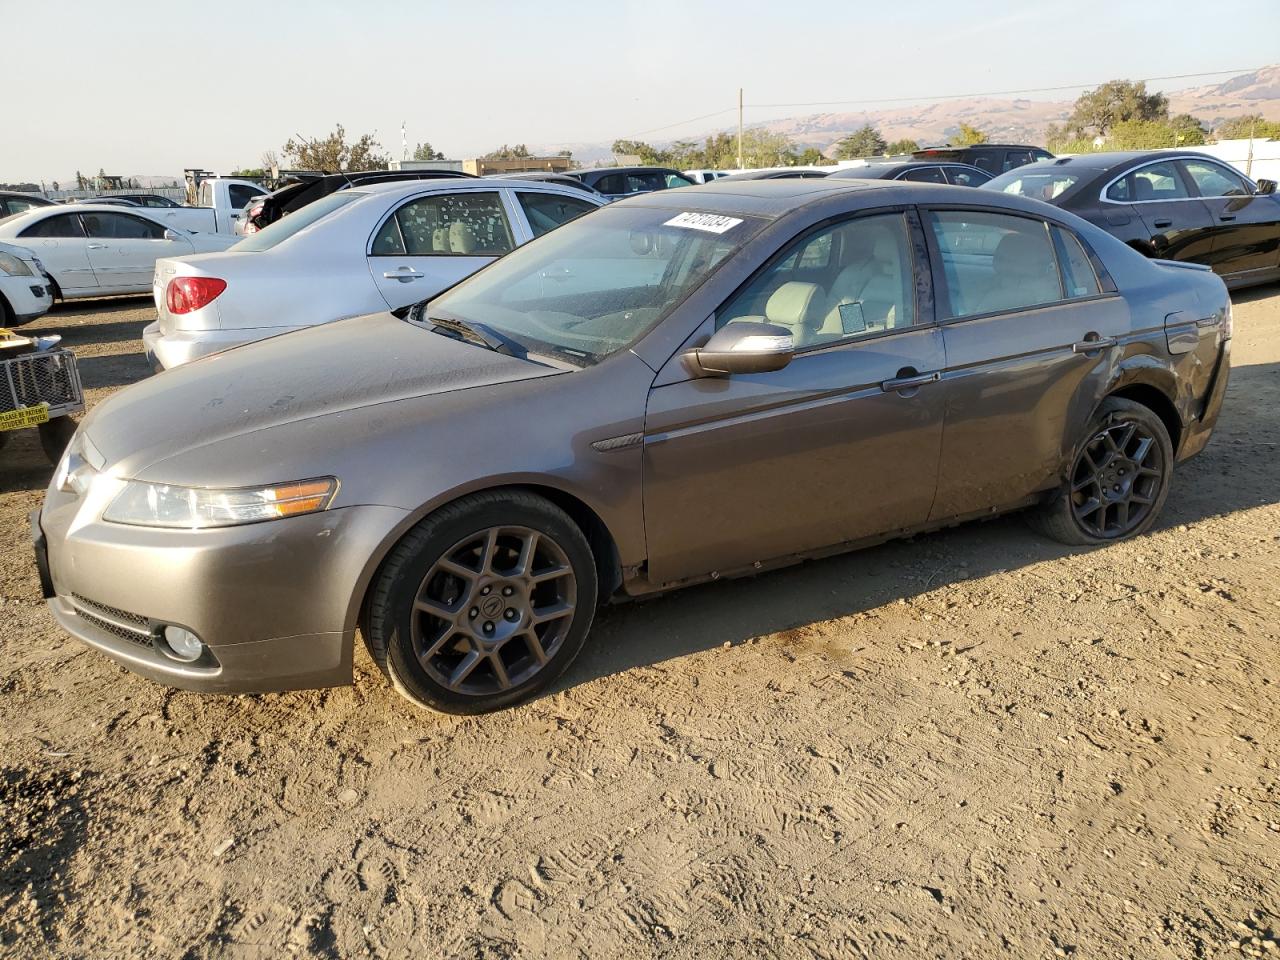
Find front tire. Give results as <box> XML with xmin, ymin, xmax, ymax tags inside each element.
<box><xmin>1030</xmin><ymin>397</ymin><xmax>1173</xmax><ymax>545</ymax></box>
<box><xmin>364</xmin><ymin>491</ymin><xmax>598</xmax><ymax>714</ymax></box>
<box><xmin>38</xmin><ymin>417</ymin><xmax>77</xmax><ymax>463</ymax></box>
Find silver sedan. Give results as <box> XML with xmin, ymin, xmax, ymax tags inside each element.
<box><xmin>143</xmin><ymin>178</ymin><xmax>605</xmax><ymax>369</ymax></box>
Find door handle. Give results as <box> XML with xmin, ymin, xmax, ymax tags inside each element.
<box><xmin>382</xmin><ymin>269</ymin><xmax>424</xmax><ymax>282</ymax></box>
<box><xmin>1219</xmin><ymin>214</ymin><xmax>1236</xmax><ymax>222</ymax></box>
<box><xmin>1153</xmin><ymin>219</ymin><xmax>1172</xmax><ymax>228</ymax></box>
<box><xmin>86</xmin><ymin>242</ymin><xmax>108</xmax><ymax>249</ymax></box>
<box><xmin>880</xmin><ymin>370</ymin><xmax>940</xmax><ymax>393</ymax></box>
<box><xmin>1072</xmin><ymin>335</ymin><xmax>1118</xmax><ymax>354</ymax></box>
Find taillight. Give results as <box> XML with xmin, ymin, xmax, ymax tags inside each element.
<box><xmin>166</xmin><ymin>276</ymin><xmax>227</xmax><ymax>315</ymax></box>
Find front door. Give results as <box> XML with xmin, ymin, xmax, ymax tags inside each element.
<box><xmin>367</xmin><ymin>190</ymin><xmax>512</xmax><ymax>309</ymax></box>
<box><xmin>923</xmin><ymin>207</ymin><xmax>1128</xmax><ymax>519</ymax></box>
<box><xmin>1180</xmin><ymin>157</ymin><xmax>1280</xmax><ymax>279</ymax></box>
<box><xmin>642</xmin><ymin>210</ymin><xmax>947</xmax><ymax>586</ymax></box>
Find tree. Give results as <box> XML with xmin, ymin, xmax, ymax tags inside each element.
<box><xmin>261</xmin><ymin>149</ymin><xmax>279</xmax><ymax>174</ymax></box>
<box><xmin>885</xmin><ymin>138</ymin><xmax>919</xmax><ymax>155</ymax></box>
<box><xmin>835</xmin><ymin>125</ymin><xmax>887</xmax><ymax>160</ymax></box>
<box><xmin>1168</xmin><ymin>113</ymin><xmax>1208</xmax><ymax>145</ymax></box>
<box><xmin>796</xmin><ymin>147</ymin><xmax>826</xmax><ymax>165</ymax></box>
<box><xmin>1060</xmin><ymin>80</ymin><xmax>1169</xmax><ymax>138</ymax></box>
<box><xmin>412</xmin><ymin>142</ymin><xmax>445</xmax><ymax>161</ymax></box>
<box><xmin>611</xmin><ymin>139</ymin><xmax>663</xmax><ymax>163</ymax></box>
<box><xmin>1214</xmin><ymin>114</ymin><xmax>1280</xmax><ymax>140</ymax></box>
<box><xmin>953</xmin><ymin>123</ymin><xmax>989</xmax><ymax>146</ymax></box>
<box><xmin>282</xmin><ymin>124</ymin><xmax>389</xmax><ymax>172</ymax></box>
<box><xmin>482</xmin><ymin>144</ymin><xmax>533</xmax><ymax>160</ymax></box>
<box><xmin>75</xmin><ymin>170</ymin><xmax>86</xmax><ymax>190</ymax></box>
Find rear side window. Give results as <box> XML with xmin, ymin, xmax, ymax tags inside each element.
<box><xmin>5</xmin><ymin>196</ymin><xmax>47</xmax><ymax>216</ymax></box>
<box><xmin>1051</xmin><ymin>227</ymin><xmax>1101</xmax><ymax>299</ymax></box>
<box><xmin>371</xmin><ymin>191</ymin><xmax>513</xmax><ymax>256</ymax></box>
<box><xmin>928</xmin><ymin>210</ymin><xmax>1064</xmax><ymax>317</ymax></box>
<box><xmin>945</xmin><ymin>167</ymin><xmax>991</xmax><ymax>187</ymax></box>
<box><xmin>19</xmin><ymin>214</ymin><xmax>86</xmax><ymax>238</ymax></box>
<box><xmin>232</xmin><ymin>191</ymin><xmax>363</xmax><ymax>252</ymax></box>
<box><xmin>1002</xmin><ymin>150</ymin><xmax>1034</xmax><ymax>172</ymax></box>
<box><xmin>901</xmin><ymin>166</ymin><xmax>946</xmax><ymax>183</ymax></box>
<box><xmin>516</xmin><ymin>191</ymin><xmax>597</xmax><ymax>238</ymax></box>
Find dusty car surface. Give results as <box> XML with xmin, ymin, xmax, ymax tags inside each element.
<box><xmin>35</xmin><ymin>179</ymin><xmax>1231</xmax><ymax>713</ymax></box>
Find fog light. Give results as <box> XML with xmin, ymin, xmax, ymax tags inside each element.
<box><xmin>162</xmin><ymin>626</ymin><xmax>204</xmax><ymax>663</ymax></box>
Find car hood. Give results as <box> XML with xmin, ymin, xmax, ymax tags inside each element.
<box><xmin>81</xmin><ymin>311</ymin><xmax>562</xmax><ymax>478</ymax></box>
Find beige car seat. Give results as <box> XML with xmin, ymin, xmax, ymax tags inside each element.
<box><xmin>449</xmin><ymin>222</ymin><xmax>478</xmax><ymax>254</ymax></box>
<box><xmin>818</xmin><ymin>227</ymin><xmax>904</xmax><ymax>337</ymax></box>
<box><xmin>974</xmin><ymin>233</ymin><xmax>1061</xmax><ymax>314</ymax></box>
<box><xmin>431</xmin><ymin>226</ymin><xmax>452</xmax><ymax>253</ymax></box>
<box><xmin>762</xmin><ymin>281</ymin><xmax>822</xmax><ymax>347</ymax></box>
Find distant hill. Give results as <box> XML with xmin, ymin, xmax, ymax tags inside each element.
<box><xmin>541</xmin><ymin>64</ymin><xmax>1280</xmax><ymax>163</ymax></box>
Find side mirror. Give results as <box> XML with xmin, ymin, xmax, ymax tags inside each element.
<box><xmin>683</xmin><ymin>321</ymin><xmax>794</xmax><ymax>378</ymax></box>
<box><xmin>1255</xmin><ymin>178</ymin><xmax>1276</xmax><ymax>196</ymax></box>
<box><xmin>163</xmin><ymin>228</ymin><xmax>183</xmax><ymax>241</ymax></box>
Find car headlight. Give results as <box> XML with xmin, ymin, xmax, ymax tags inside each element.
<box><xmin>102</xmin><ymin>477</ymin><xmax>337</xmax><ymax>528</ymax></box>
<box><xmin>0</xmin><ymin>252</ymin><xmax>33</xmax><ymax>277</ymax></box>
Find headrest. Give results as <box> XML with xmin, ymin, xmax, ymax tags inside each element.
<box><xmin>1134</xmin><ymin>178</ymin><xmax>1154</xmax><ymax>201</ymax></box>
<box><xmin>449</xmin><ymin>221</ymin><xmax>477</xmax><ymax>254</ymax></box>
<box><xmin>766</xmin><ymin>282</ymin><xmax>820</xmax><ymax>327</ymax></box>
<box><xmin>993</xmin><ymin>233</ymin><xmax>1051</xmax><ymax>278</ymax></box>
<box><xmin>432</xmin><ymin>226</ymin><xmax>451</xmax><ymax>253</ymax></box>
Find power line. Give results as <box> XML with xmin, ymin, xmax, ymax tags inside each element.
<box><xmin>620</xmin><ymin>66</ymin><xmax>1265</xmax><ymax>142</ymax></box>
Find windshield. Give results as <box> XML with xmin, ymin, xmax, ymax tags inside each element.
<box><xmin>230</xmin><ymin>191</ymin><xmax>364</xmax><ymax>252</ymax></box>
<box><xmin>424</xmin><ymin>206</ymin><xmax>763</xmax><ymax>366</ymax></box>
<box><xmin>985</xmin><ymin>168</ymin><xmax>1082</xmax><ymax>202</ymax></box>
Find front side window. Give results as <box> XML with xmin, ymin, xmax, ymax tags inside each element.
<box><xmin>371</xmin><ymin>191</ymin><xmax>514</xmax><ymax>256</ymax></box>
<box><xmin>1182</xmin><ymin>160</ymin><xmax>1249</xmax><ymax>198</ymax></box>
<box><xmin>517</xmin><ymin>191</ymin><xmax>597</xmax><ymax>238</ymax></box>
<box><xmin>717</xmin><ymin>212</ymin><xmax>916</xmax><ymax>349</ymax></box>
<box><xmin>82</xmin><ymin>212</ymin><xmax>165</xmax><ymax>240</ymax></box>
<box><xmin>427</xmin><ymin>206</ymin><xmax>763</xmax><ymax>365</ymax></box>
<box><xmin>19</xmin><ymin>214</ymin><xmax>86</xmax><ymax>239</ymax></box>
<box><xmin>228</xmin><ymin>184</ymin><xmax>265</xmax><ymax>209</ymax></box>
<box><xmin>1002</xmin><ymin>151</ymin><xmax>1034</xmax><ymax>172</ymax></box>
<box><xmin>928</xmin><ymin>210</ymin><xmax>1063</xmax><ymax>317</ymax></box>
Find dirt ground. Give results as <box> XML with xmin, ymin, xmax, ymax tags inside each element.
<box><xmin>1</xmin><ymin>287</ymin><xmax>1277</xmax><ymax>960</ymax></box>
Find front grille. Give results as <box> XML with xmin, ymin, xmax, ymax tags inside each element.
<box><xmin>70</xmin><ymin>594</ymin><xmax>153</xmax><ymax>648</ymax></box>
<box><xmin>1</xmin><ymin>350</ymin><xmax>83</xmax><ymax>414</ymax></box>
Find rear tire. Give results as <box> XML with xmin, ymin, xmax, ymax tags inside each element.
<box><xmin>363</xmin><ymin>491</ymin><xmax>598</xmax><ymax>714</ymax></box>
<box><xmin>1030</xmin><ymin>397</ymin><xmax>1173</xmax><ymax>545</ymax></box>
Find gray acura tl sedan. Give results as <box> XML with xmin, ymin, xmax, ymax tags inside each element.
<box><xmin>33</xmin><ymin>179</ymin><xmax>1232</xmax><ymax>713</ymax></box>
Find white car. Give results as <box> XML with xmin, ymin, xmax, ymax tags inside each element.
<box><xmin>143</xmin><ymin>178</ymin><xmax>605</xmax><ymax>369</ymax></box>
<box><xmin>0</xmin><ymin>241</ymin><xmax>53</xmax><ymax>325</ymax></box>
<box><xmin>683</xmin><ymin>169</ymin><xmax>732</xmax><ymax>184</ymax></box>
<box><xmin>0</xmin><ymin>205</ymin><xmax>236</xmax><ymax>301</ymax></box>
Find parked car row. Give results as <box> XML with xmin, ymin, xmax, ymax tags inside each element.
<box><xmin>36</xmin><ymin>176</ymin><xmax>1233</xmax><ymax>715</ymax></box>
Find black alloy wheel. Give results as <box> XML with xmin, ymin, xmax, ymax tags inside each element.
<box><xmin>364</xmin><ymin>491</ymin><xmax>598</xmax><ymax>713</ymax></box>
<box><xmin>1030</xmin><ymin>397</ymin><xmax>1173</xmax><ymax>546</ymax></box>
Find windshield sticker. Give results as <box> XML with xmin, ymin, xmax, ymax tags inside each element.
<box><xmin>663</xmin><ymin>212</ymin><xmax>743</xmax><ymax>234</ymax></box>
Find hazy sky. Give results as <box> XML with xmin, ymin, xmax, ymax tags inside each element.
<box><xmin>4</xmin><ymin>0</ymin><xmax>1278</xmax><ymax>181</ymax></box>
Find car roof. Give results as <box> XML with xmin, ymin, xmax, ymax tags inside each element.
<box><xmin>352</xmin><ymin>177</ymin><xmax>601</xmax><ymax>198</ymax></box>
<box><xmin>1</xmin><ymin>191</ymin><xmax>54</xmax><ymax>202</ymax></box>
<box><xmin>612</xmin><ymin>177</ymin><xmax>1061</xmax><ymax>220</ymax></box>
<box><xmin>574</xmin><ymin>166</ymin><xmax>683</xmax><ymax>177</ymax></box>
<box><xmin>1009</xmin><ymin>149</ymin><xmax>1228</xmax><ymax>174</ymax></box>
<box><xmin>916</xmin><ymin>143</ymin><xmax>1044</xmax><ymax>152</ymax></box>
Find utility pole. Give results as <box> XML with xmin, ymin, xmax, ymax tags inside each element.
<box><xmin>737</xmin><ymin>88</ymin><xmax>744</xmax><ymax>170</ymax></box>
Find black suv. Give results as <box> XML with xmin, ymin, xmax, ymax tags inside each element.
<box><xmin>913</xmin><ymin>144</ymin><xmax>1053</xmax><ymax>176</ymax></box>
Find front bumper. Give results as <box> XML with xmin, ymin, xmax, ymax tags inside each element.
<box><xmin>142</xmin><ymin>320</ymin><xmax>309</xmax><ymax>370</ymax></box>
<box><xmin>0</xmin><ymin>272</ymin><xmax>53</xmax><ymax>321</ymax></box>
<box><xmin>37</xmin><ymin>496</ymin><xmax>407</xmax><ymax>693</ymax></box>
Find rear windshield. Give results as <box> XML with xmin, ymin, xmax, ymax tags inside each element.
<box><xmin>231</xmin><ymin>192</ymin><xmax>364</xmax><ymax>252</ymax></box>
<box><xmin>984</xmin><ymin>168</ymin><xmax>1083</xmax><ymax>202</ymax></box>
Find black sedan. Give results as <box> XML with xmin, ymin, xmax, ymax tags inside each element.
<box><xmin>827</xmin><ymin>161</ymin><xmax>992</xmax><ymax>187</ymax></box>
<box><xmin>983</xmin><ymin>151</ymin><xmax>1280</xmax><ymax>288</ymax></box>
<box><xmin>715</xmin><ymin>168</ymin><xmax>832</xmax><ymax>181</ymax></box>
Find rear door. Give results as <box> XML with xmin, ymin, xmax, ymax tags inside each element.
<box><xmin>1116</xmin><ymin>159</ymin><xmax>1216</xmax><ymax>266</ymax></box>
<box><xmin>367</xmin><ymin>190</ymin><xmax>515</xmax><ymax>310</ymax></box>
<box><xmin>15</xmin><ymin>213</ymin><xmax>98</xmax><ymax>293</ymax></box>
<box><xmin>1180</xmin><ymin>157</ymin><xmax>1280</xmax><ymax>279</ymax></box>
<box><xmin>925</xmin><ymin>207</ymin><xmax>1128</xmax><ymax>520</ymax></box>
<box><xmin>81</xmin><ymin>211</ymin><xmax>189</xmax><ymax>289</ymax></box>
